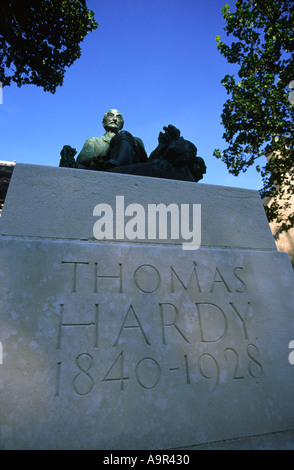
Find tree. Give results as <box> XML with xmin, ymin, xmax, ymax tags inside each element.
<box><xmin>214</xmin><ymin>0</ymin><xmax>294</xmax><ymax>233</ymax></box>
<box><xmin>0</xmin><ymin>0</ymin><xmax>98</xmax><ymax>93</ymax></box>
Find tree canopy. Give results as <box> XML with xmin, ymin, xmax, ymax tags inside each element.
<box><xmin>0</xmin><ymin>0</ymin><xmax>98</xmax><ymax>93</ymax></box>
<box><xmin>214</xmin><ymin>0</ymin><xmax>294</xmax><ymax>233</ymax></box>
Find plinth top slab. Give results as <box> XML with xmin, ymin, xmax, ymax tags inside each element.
<box><xmin>0</xmin><ymin>163</ymin><xmax>276</xmax><ymax>251</ymax></box>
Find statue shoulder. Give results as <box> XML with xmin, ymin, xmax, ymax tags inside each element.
<box><xmin>77</xmin><ymin>135</ymin><xmax>110</xmax><ymax>164</ymax></box>
<box><xmin>83</xmin><ymin>137</ymin><xmax>100</xmax><ymax>147</ymax></box>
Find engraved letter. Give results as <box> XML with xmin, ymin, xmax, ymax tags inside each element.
<box><xmin>170</xmin><ymin>261</ymin><xmax>202</xmax><ymax>293</ymax></box>
<box><xmin>159</xmin><ymin>303</ymin><xmax>190</xmax><ymax>345</ymax></box>
<box><xmin>57</xmin><ymin>304</ymin><xmax>99</xmax><ymax>350</ymax></box>
<box><xmin>113</xmin><ymin>304</ymin><xmax>151</xmax><ymax>347</ymax></box>
<box><xmin>233</xmin><ymin>267</ymin><xmax>247</xmax><ymax>293</ymax></box>
<box><xmin>209</xmin><ymin>267</ymin><xmax>232</xmax><ymax>293</ymax></box>
<box><xmin>134</xmin><ymin>264</ymin><xmax>160</xmax><ymax>293</ymax></box>
<box><xmin>230</xmin><ymin>301</ymin><xmax>250</xmax><ymax>340</ymax></box>
<box><xmin>61</xmin><ymin>261</ymin><xmax>89</xmax><ymax>293</ymax></box>
<box><xmin>196</xmin><ymin>302</ymin><xmax>228</xmax><ymax>342</ymax></box>
<box><xmin>94</xmin><ymin>262</ymin><xmax>123</xmax><ymax>293</ymax></box>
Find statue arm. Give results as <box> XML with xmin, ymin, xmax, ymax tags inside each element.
<box><xmin>76</xmin><ymin>137</ymin><xmax>109</xmax><ymax>167</ymax></box>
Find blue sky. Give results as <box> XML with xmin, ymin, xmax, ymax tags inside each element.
<box><xmin>0</xmin><ymin>0</ymin><xmax>264</xmax><ymax>190</ymax></box>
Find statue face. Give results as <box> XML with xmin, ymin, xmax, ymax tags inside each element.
<box><xmin>103</xmin><ymin>109</ymin><xmax>124</xmax><ymax>132</ymax></box>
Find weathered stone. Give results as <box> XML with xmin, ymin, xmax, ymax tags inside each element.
<box><xmin>0</xmin><ymin>164</ymin><xmax>294</xmax><ymax>450</ymax></box>
<box><xmin>0</xmin><ymin>164</ymin><xmax>275</xmax><ymax>250</ymax></box>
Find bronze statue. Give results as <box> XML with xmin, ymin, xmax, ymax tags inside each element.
<box><xmin>59</xmin><ymin>145</ymin><xmax>78</xmax><ymax>168</ymax></box>
<box><xmin>59</xmin><ymin>110</ymin><xmax>206</xmax><ymax>182</ymax></box>
<box><xmin>76</xmin><ymin>109</ymin><xmax>147</xmax><ymax>170</ymax></box>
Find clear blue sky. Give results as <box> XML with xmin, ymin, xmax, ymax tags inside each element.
<box><xmin>0</xmin><ymin>0</ymin><xmax>264</xmax><ymax>190</ymax></box>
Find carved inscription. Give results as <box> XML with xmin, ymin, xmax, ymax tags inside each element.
<box><xmin>54</xmin><ymin>260</ymin><xmax>263</xmax><ymax>397</ymax></box>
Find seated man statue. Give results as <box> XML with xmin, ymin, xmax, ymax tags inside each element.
<box><xmin>60</xmin><ymin>110</ymin><xmax>206</xmax><ymax>182</ymax></box>
<box><xmin>76</xmin><ymin>109</ymin><xmax>147</xmax><ymax>170</ymax></box>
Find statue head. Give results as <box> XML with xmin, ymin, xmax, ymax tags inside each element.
<box><xmin>102</xmin><ymin>109</ymin><xmax>124</xmax><ymax>133</ymax></box>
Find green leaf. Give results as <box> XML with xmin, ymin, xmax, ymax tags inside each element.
<box><xmin>214</xmin><ymin>0</ymin><xmax>294</xmax><ymax>232</ymax></box>
<box><xmin>0</xmin><ymin>0</ymin><xmax>98</xmax><ymax>93</ymax></box>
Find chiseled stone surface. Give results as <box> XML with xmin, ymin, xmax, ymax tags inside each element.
<box><xmin>0</xmin><ymin>164</ymin><xmax>294</xmax><ymax>450</ymax></box>
<box><xmin>0</xmin><ymin>163</ymin><xmax>275</xmax><ymax>250</ymax></box>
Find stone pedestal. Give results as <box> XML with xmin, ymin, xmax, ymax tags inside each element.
<box><xmin>0</xmin><ymin>164</ymin><xmax>294</xmax><ymax>450</ymax></box>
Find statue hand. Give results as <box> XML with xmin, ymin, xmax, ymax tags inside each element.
<box><xmin>158</xmin><ymin>124</ymin><xmax>181</xmax><ymax>148</ymax></box>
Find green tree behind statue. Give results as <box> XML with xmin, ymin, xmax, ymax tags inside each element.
<box><xmin>0</xmin><ymin>0</ymin><xmax>98</xmax><ymax>93</ymax></box>
<box><xmin>214</xmin><ymin>0</ymin><xmax>294</xmax><ymax>233</ymax></box>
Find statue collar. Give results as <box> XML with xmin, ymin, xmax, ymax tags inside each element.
<box><xmin>102</xmin><ymin>134</ymin><xmax>112</xmax><ymax>144</ymax></box>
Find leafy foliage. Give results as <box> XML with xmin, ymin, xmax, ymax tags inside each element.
<box><xmin>214</xmin><ymin>0</ymin><xmax>294</xmax><ymax>232</ymax></box>
<box><xmin>0</xmin><ymin>0</ymin><xmax>98</xmax><ymax>93</ymax></box>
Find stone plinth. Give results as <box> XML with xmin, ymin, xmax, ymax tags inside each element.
<box><xmin>0</xmin><ymin>164</ymin><xmax>294</xmax><ymax>450</ymax></box>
